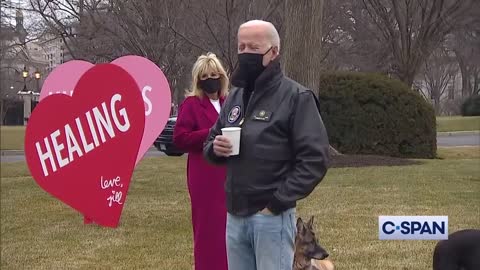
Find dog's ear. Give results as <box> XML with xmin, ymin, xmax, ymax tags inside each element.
<box><xmin>296</xmin><ymin>217</ymin><xmax>304</xmax><ymax>229</ymax></box>
<box><xmin>296</xmin><ymin>217</ymin><xmax>305</xmax><ymax>235</ymax></box>
<box><xmin>307</xmin><ymin>216</ymin><xmax>315</xmax><ymax>229</ymax></box>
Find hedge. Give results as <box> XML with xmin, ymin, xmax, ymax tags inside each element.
<box><xmin>461</xmin><ymin>94</ymin><xmax>480</xmax><ymax>116</ymax></box>
<box><xmin>318</xmin><ymin>72</ymin><xmax>437</xmax><ymax>158</ymax></box>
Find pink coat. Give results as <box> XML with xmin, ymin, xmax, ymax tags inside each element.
<box><xmin>173</xmin><ymin>95</ymin><xmax>228</xmax><ymax>270</ymax></box>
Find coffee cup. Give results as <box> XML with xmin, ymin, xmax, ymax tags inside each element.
<box><xmin>221</xmin><ymin>127</ymin><xmax>241</xmax><ymax>156</ymax></box>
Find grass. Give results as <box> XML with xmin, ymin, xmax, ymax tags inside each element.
<box><xmin>1</xmin><ymin>153</ymin><xmax>480</xmax><ymax>269</ymax></box>
<box><xmin>437</xmin><ymin>146</ymin><xmax>480</xmax><ymax>159</ymax></box>
<box><xmin>0</xmin><ymin>126</ymin><xmax>26</xmax><ymax>150</ymax></box>
<box><xmin>436</xmin><ymin>116</ymin><xmax>480</xmax><ymax>132</ymax></box>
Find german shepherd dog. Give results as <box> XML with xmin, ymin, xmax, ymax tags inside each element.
<box><xmin>294</xmin><ymin>216</ymin><xmax>334</xmax><ymax>270</ymax></box>
<box><xmin>433</xmin><ymin>229</ymin><xmax>480</xmax><ymax>270</ymax></box>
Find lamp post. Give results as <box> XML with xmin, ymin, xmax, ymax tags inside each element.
<box><xmin>18</xmin><ymin>66</ymin><xmax>32</xmax><ymax>125</ymax></box>
<box><xmin>22</xmin><ymin>65</ymin><xmax>28</xmax><ymax>91</ymax></box>
<box><xmin>34</xmin><ymin>70</ymin><xmax>41</xmax><ymax>92</ymax></box>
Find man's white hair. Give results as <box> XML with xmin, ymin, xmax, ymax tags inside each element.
<box><xmin>239</xmin><ymin>20</ymin><xmax>281</xmax><ymax>51</ymax></box>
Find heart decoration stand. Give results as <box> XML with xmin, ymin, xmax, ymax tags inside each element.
<box><xmin>25</xmin><ymin>57</ymin><xmax>171</xmax><ymax>228</ymax></box>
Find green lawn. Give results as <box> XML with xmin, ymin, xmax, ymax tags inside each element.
<box><xmin>436</xmin><ymin>116</ymin><xmax>480</xmax><ymax>132</ymax></box>
<box><xmin>0</xmin><ymin>126</ymin><xmax>26</xmax><ymax>150</ymax></box>
<box><xmin>1</xmin><ymin>152</ymin><xmax>479</xmax><ymax>269</ymax></box>
<box><xmin>437</xmin><ymin>146</ymin><xmax>480</xmax><ymax>159</ymax></box>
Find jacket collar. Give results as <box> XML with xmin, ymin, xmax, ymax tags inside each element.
<box><xmin>231</xmin><ymin>57</ymin><xmax>283</xmax><ymax>93</ymax></box>
<box><xmin>241</xmin><ymin>58</ymin><xmax>284</xmax><ymax>116</ymax></box>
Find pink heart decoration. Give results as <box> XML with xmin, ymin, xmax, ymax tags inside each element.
<box><xmin>25</xmin><ymin>64</ymin><xmax>145</xmax><ymax>227</ymax></box>
<box><xmin>112</xmin><ymin>55</ymin><xmax>172</xmax><ymax>164</ymax></box>
<box><xmin>39</xmin><ymin>60</ymin><xmax>94</xmax><ymax>101</ymax></box>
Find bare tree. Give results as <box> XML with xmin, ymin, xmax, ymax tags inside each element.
<box><xmin>283</xmin><ymin>0</ymin><xmax>324</xmax><ymax>95</ymax></box>
<box><xmin>319</xmin><ymin>0</ymin><xmax>394</xmax><ymax>73</ymax></box>
<box><xmin>281</xmin><ymin>0</ymin><xmax>343</xmax><ymax>155</ymax></box>
<box><xmin>450</xmin><ymin>22</ymin><xmax>480</xmax><ymax>97</ymax></box>
<box><xmin>24</xmin><ymin>0</ymin><xmax>199</xmax><ymax>103</ymax></box>
<box><xmin>362</xmin><ymin>0</ymin><xmax>476</xmax><ymax>88</ymax></box>
<box><xmin>319</xmin><ymin>0</ymin><xmax>351</xmax><ymax>71</ymax></box>
<box><xmin>170</xmin><ymin>0</ymin><xmax>284</xmax><ymax>73</ymax></box>
<box><xmin>24</xmin><ymin>0</ymin><xmax>287</xmax><ymax>104</ymax></box>
<box><xmin>420</xmin><ymin>46</ymin><xmax>458</xmax><ymax>114</ymax></box>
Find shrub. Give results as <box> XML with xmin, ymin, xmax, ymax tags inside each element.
<box><xmin>318</xmin><ymin>72</ymin><xmax>436</xmax><ymax>158</ymax></box>
<box><xmin>461</xmin><ymin>94</ymin><xmax>480</xmax><ymax>116</ymax></box>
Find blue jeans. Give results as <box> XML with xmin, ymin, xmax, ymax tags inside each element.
<box><xmin>226</xmin><ymin>208</ymin><xmax>296</xmax><ymax>270</ymax></box>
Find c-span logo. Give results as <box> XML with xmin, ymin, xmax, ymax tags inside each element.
<box><xmin>379</xmin><ymin>216</ymin><xmax>448</xmax><ymax>240</ymax></box>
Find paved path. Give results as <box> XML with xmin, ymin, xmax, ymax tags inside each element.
<box><xmin>437</xmin><ymin>132</ymin><xmax>480</xmax><ymax>147</ymax></box>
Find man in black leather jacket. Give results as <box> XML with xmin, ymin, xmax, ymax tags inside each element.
<box><xmin>203</xmin><ymin>19</ymin><xmax>330</xmax><ymax>270</ymax></box>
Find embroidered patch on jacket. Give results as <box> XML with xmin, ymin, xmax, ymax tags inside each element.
<box><xmin>252</xmin><ymin>110</ymin><xmax>272</xmax><ymax>121</ymax></box>
<box><xmin>228</xmin><ymin>106</ymin><xmax>241</xmax><ymax>123</ymax></box>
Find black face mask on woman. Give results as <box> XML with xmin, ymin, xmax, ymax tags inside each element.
<box><xmin>199</xmin><ymin>78</ymin><xmax>222</xmax><ymax>94</ymax></box>
<box><xmin>235</xmin><ymin>46</ymin><xmax>273</xmax><ymax>88</ymax></box>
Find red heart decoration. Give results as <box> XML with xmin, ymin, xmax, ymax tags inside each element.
<box><xmin>25</xmin><ymin>64</ymin><xmax>145</xmax><ymax>228</ymax></box>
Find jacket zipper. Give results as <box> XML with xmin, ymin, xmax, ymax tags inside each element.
<box><xmin>240</xmin><ymin>91</ymin><xmax>255</xmax><ymax>127</ymax></box>
<box><xmin>233</xmin><ymin>89</ymin><xmax>254</xmax><ymax>213</ymax></box>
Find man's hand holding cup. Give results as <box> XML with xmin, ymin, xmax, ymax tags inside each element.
<box><xmin>215</xmin><ymin>127</ymin><xmax>241</xmax><ymax>157</ymax></box>
<box><xmin>213</xmin><ymin>135</ymin><xmax>233</xmax><ymax>157</ymax></box>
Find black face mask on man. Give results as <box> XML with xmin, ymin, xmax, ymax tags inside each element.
<box><xmin>199</xmin><ymin>78</ymin><xmax>222</xmax><ymax>94</ymax></box>
<box><xmin>236</xmin><ymin>46</ymin><xmax>273</xmax><ymax>88</ymax></box>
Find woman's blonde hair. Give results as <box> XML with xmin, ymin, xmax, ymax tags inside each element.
<box><xmin>187</xmin><ymin>52</ymin><xmax>229</xmax><ymax>97</ymax></box>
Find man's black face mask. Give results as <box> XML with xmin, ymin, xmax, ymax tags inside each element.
<box><xmin>236</xmin><ymin>47</ymin><xmax>273</xmax><ymax>88</ymax></box>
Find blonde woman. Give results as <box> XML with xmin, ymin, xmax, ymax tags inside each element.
<box><xmin>173</xmin><ymin>53</ymin><xmax>229</xmax><ymax>270</ymax></box>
